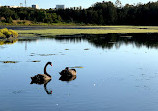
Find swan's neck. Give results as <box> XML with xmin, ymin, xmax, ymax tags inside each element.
<box><xmin>44</xmin><ymin>63</ymin><xmax>51</xmax><ymax>77</ymax></box>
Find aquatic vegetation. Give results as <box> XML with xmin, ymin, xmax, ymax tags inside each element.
<box><xmin>0</xmin><ymin>28</ymin><xmax>18</xmax><ymax>38</ymax></box>
<box><xmin>1</xmin><ymin>61</ymin><xmax>18</xmax><ymax>63</ymax></box>
<box><xmin>38</xmin><ymin>54</ymin><xmax>56</xmax><ymax>56</ymax></box>
<box><xmin>84</xmin><ymin>48</ymin><xmax>90</xmax><ymax>50</ymax></box>
<box><xmin>30</xmin><ymin>60</ymin><xmax>41</xmax><ymax>62</ymax></box>
<box><xmin>29</xmin><ymin>53</ymin><xmax>56</xmax><ymax>56</ymax></box>
<box><xmin>70</xmin><ymin>66</ymin><xmax>84</xmax><ymax>68</ymax></box>
<box><xmin>26</xmin><ymin>60</ymin><xmax>41</xmax><ymax>62</ymax></box>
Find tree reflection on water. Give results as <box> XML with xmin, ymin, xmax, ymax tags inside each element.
<box><xmin>55</xmin><ymin>33</ymin><xmax>158</xmax><ymax>49</ymax></box>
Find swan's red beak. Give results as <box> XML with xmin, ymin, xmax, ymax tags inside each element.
<box><xmin>51</xmin><ymin>64</ymin><xmax>52</xmax><ymax>66</ymax></box>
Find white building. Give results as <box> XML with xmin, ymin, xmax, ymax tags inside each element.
<box><xmin>32</xmin><ymin>5</ymin><xmax>39</xmax><ymax>9</ymax></box>
<box><xmin>56</xmin><ymin>5</ymin><xmax>65</xmax><ymax>9</ymax></box>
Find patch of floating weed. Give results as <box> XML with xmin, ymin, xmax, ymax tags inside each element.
<box><xmin>29</xmin><ymin>53</ymin><xmax>56</xmax><ymax>56</ymax></box>
<box><xmin>70</xmin><ymin>66</ymin><xmax>84</xmax><ymax>68</ymax></box>
<box><xmin>84</xmin><ymin>48</ymin><xmax>90</xmax><ymax>50</ymax></box>
<box><xmin>1</xmin><ymin>61</ymin><xmax>18</xmax><ymax>63</ymax></box>
<box><xmin>65</xmin><ymin>49</ymin><xmax>69</xmax><ymax>50</ymax></box>
<box><xmin>31</xmin><ymin>60</ymin><xmax>41</xmax><ymax>62</ymax></box>
<box><xmin>27</xmin><ymin>60</ymin><xmax>41</xmax><ymax>62</ymax></box>
<box><xmin>38</xmin><ymin>54</ymin><xmax>56</xmax><ymax>56</ymax></box>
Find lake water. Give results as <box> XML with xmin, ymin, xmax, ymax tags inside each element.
<box><xmin>1</xmin><ymin>33</ymin><xmax>158</xmax><ymax>111</ymax></box>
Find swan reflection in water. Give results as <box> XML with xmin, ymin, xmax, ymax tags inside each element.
<box><xmin>59</xmin><ymin>75</ymin><xmax>77</xmax><ymax>82</ymax></box>
<box><xmin>30</xmin><ymin>62</ymin><xmax>53</xmax><ymax>94</ymax></box>
<box><xmin>59</xmin><ymin>67</ymin><xmax>77</xmax><ymax>82</ymax></box>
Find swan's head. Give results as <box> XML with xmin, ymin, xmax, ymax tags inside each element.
<box><xmin>65</xmin><ymin>67</ymin><xmax>69</xmax><ymax>70</ymax></box>
<box><xmin>47</xmin><ymin>62</ymin><xmax>52</xmax><ymax>66</ymax></box>
<box><xmin>59</xmin><ymin>69</ymin><xmax>69</xmax><ymax>75</ymax></box>
<box><xmin>47</xmin><ymin>90</ymin><xmax>52</xmax><ymax>94</ymax></box>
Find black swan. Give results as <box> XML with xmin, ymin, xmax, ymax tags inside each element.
<box><xmin>59</xmin><ymin>67</ymin><xmax>76</xmax><ymax>76</ymax></box>
<box><xmin>30</xmin><ymin>62</ymin><xmax>52</xmax><ymax>84</ymax></box>
<box><xmin>30</xmin><ymin>62</ymin><xmax>52</xmax><ymax>94</ymax></box>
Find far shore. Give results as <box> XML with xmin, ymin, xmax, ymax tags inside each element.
<box><xmin>1</xmin><ymin>25</ymin><xmax>158</xmax><ymax>37</ymax></box>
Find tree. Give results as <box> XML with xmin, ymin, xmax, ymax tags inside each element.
<box><xmin>6</xmin><ymin>16</ymin><xmax>13</xmax><ymax>23</ymax></box>
<box><xmin>115</xmin><ymin>0</ymin><xmax>122</xmax><ymax>8</ymax></box>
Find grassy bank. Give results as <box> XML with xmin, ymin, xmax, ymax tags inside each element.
<box><xmin>0</xmin><ymin>21</ymin><xmax>85</xmax><ymax>26</ymax></box>
<box><xmin>16</xmin><ymin>26</ymin><xmax>158</xmax><ymax>37</ymax></box>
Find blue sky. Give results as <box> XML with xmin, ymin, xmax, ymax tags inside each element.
<box><xmin>0</xmin><ymin>0</ymin><xmax>157</xmax><ymax>9</ymax></box>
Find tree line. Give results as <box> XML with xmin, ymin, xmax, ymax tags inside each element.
<box><xmin>53</xmin><ymin>0</ymin><xmax>158</xmax><ymax>25</ymax></box>
<box><xmin>1</xmin><ymin>0</ymin><xmax>158</xmax><ymax>25</ymax></box>
<box><xmin>0</xmin><ymin>7</ymin><xmax>62</xmax><ymax>23</ymax></box>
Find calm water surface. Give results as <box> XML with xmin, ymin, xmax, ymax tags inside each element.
<box><xmin>1</xmin><ymin>34</ymin><xmax>158</xmax><ymax>111</ymax></box>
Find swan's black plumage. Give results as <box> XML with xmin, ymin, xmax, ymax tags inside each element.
<box><xmin>30</xmin><ymin>62</ymin><xmax>52</xmax><ymax>84</ymax></box>
<box><xmin>59</xmin><ymin>67</ymin><xmax>76</xmax><ymax>77</ymax></box>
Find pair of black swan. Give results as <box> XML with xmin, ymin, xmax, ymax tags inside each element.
<box><xmin>30</xmin><ymin>62</ymin><xmax>76</xmax><ymax>83</ymax></box>
<box><xmin>30</xmin><ymin>62</ymin><xmax>77</xmax><ymax>94</ymax></box>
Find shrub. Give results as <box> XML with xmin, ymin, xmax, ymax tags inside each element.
<box><xmin>0</xmin><ymin>32</ymin><xmax>5</xmax><ymax>38</ymax></box>
<box><xmin>0</xmin><ymin>28</ymin><xmax>18</xmax><ymax>38</ymax></box>
<box><xmin>9</xmin><ymin>29</ymin><xmax>18</xmax><ymax>37</ymax></box>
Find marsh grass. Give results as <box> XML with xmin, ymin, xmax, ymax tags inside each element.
<box><xmin>17</xmin><ymin>26</ymin><xmax>158</xmax><ymax>37</ymax></box>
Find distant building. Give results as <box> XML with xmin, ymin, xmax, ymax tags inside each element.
<box><xmin>32</xmin><ymin>5</ymin><xmax>39</xmax><ymax>9</ymax></box>
<box><xmin>56</xmin><ymin>5</ymin><xmax>65</xmax><ymax>9</ymax></box>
